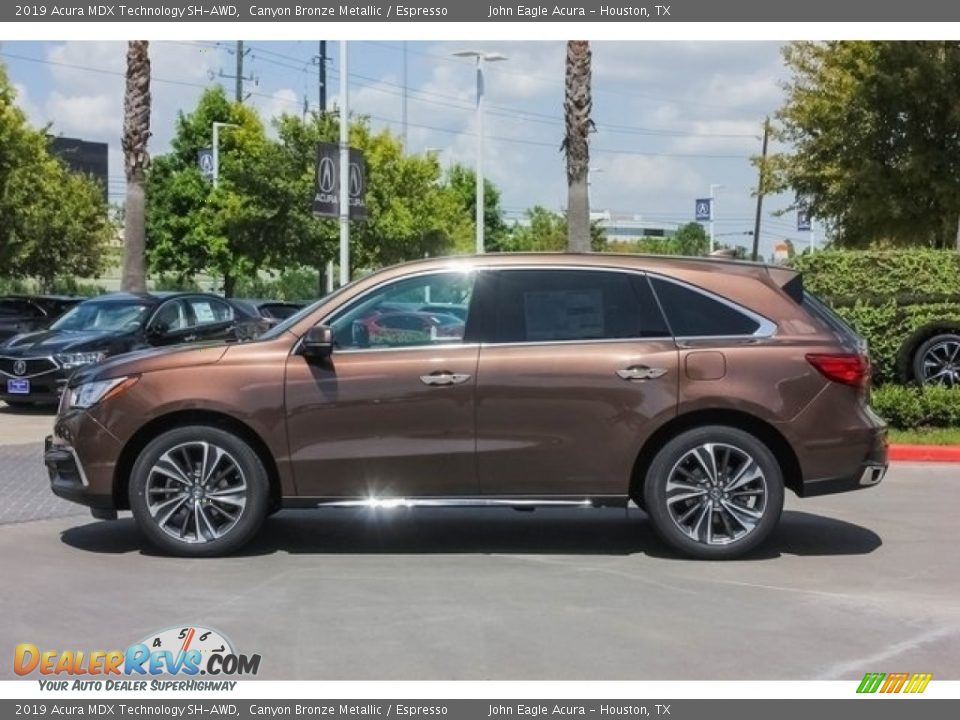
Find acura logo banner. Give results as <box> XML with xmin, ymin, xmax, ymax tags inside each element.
<box><xmin>313</xmin><ymin>142</ymin><xmax>368</xmax><ymax>220</ymax></box>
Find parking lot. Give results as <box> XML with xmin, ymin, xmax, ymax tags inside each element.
<box><xmin>2</xmin><ymin>401</ymin><xmax>958</xmax><ymax>681</ymax></box>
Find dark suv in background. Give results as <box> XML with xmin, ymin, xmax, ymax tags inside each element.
<box><xmin>45</xmin><ymin>254</ymin><xmax>887</xmax><ymax>559</ymax></box>
<box><xmin>1</xmin><ymin>292</ymin><xmax>259</xmax><ymax>406</ymax></box>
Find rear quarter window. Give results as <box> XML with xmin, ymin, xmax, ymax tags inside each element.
<box><xmin>649</xmin><ymin>277</ymin><xmax>763</xmax><ymax>337</ymax></box>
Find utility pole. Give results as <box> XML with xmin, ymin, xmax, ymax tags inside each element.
<box><xmin>339</xmin><ymin>41</ymin><xmax>350</xmax><ymax>287</ymax></box>
<box><xmin>402</xmin><ymin>42</ymin><xmax>409</xmax><ymax>146</ymax></box>
<box><xmin>751</xmin><ymin>117</ymin><xmax>770</xmax><ymax>262</ymax></box>
<box><xmin>219</xmin><ymin>41</ymin><xmax>254</xmax><ymax>103</ymax></box>
<box><xmin>318</xmin><ymin>41</ymin><xmax>327</xmax><ymax>111</ymax></box>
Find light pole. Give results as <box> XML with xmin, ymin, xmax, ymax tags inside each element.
<box><xmin>453</xmin><ymin>50</ymin><xmax>508</xmax><ymax>254</ymax></box>
<box><xmin>212</xmin><ymin>122</ymin><xmax>239</xmax><ymax>189</ymax></box>
<box><xmin>339</xmin><ymin>40</ymin><xmax>350</xmax><ymax>287</ymax></box>
<box><xmin>708</xmin><ymin>183</ymin><xmax>724</xmax><ymax>252</ymax></box>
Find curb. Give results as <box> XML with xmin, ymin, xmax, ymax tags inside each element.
<box><xmin>889</xmin><ymin>444</ymin><xmax>960</xmax><ymax>463</ymax></box>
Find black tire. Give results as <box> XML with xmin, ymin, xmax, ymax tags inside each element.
<box><xmin>129</xmin><ymin>425</ymin><xmax>269</xmax><ymax>557</ymax></box>
<box><xmin>643</xmin><ymin>425</ymin><xmax>784</xmax><ymax>560</ymax></box>
<box><xmin>912</xmin><ymin>333</ymin><xmax>960</xmax><ymax>386</ymax></box>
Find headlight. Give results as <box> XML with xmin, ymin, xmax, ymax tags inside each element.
<box><xmin>68</xmin><ymin>376</ymin><xmax>138</xmax><ymax>409</ymax></box>
<box><xmin>56</xmin><ymin>351</ymin><xmax>106</xmax><ymax>369</ymax></box>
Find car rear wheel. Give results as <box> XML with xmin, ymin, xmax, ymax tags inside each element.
<box><xmin>129</xmin><ymin>426</ymin><xmax>269</xmax><ymax>557</ymax></box>
<box><xmin>643</xmin><ymin>426</ymin><xmax>784</xmax><ymax>560</ymax></box>
<box><xmin>912</xmin><ymin>333</ymin><xmax>960</xmax><ymax>386</ymax></box>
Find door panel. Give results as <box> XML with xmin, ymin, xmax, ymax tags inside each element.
<box><xmin>475</xmin><ymin>268</ymin><xmax>678</xmax><ymax>497</ymax></box>
<box><xmin>476</xmin><ymin>341</ymin><xmax>678</xmax><ymax>496</ymax></box>
<box><xmin>285</xmin><ymin>346</ymin><xmax>479</xmax><ymax>497</ymax></box>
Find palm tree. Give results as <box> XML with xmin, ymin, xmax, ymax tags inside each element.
<box><xmin>121</xmin><ymin>40</ymin><xmax>151</xmax><ymax>292</ymax></box>
<box><xmin>562</xmin><ymin>41</ymin><xmax>594</xmax><ymax>253</ymax></box>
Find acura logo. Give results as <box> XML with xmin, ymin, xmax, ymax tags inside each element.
<box><xmin>13</xmin><ymin>360</ymin><xmax>26</xmax><ymax>376</ymax></box>
<box><xmin>317</xmin><ymin>156</ymin><xmax>336</xmax><ymax>193</ymax></box>
<box><xmin>349</xmin><ymin>161</ymin><xmax>364</xmax><ymax>197</ymax></box>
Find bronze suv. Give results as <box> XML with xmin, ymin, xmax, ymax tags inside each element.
<box><xmin>44</xmin><ymin>254</ymin><xmax>888</xmax><ymax>558</ymax></box>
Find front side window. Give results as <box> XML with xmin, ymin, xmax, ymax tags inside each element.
<box><xmin>649</xmin><ymin>276</ymin><xmax>763</xmax><ymax>337</ymax></box>
<box><xmin>329</xmin><ymin>272</ymin><xmax>474</xmax><ymax>350</ymax></box>
<box><xmin>491</xmin><ymin>269</ymin><xmax>669</xmax><ymax>343</ymax></box>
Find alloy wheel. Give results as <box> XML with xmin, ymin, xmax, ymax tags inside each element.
<box><xmin>145</xmin><ymin>441</ymin><xmax>248</xmax><ymax>544</ymax></box>
<box><xmin>920</xmin><ymin>339</ymin><xmax>960</xmax><ymax>386</ymax></box>
<box><xmin>665</xmin><ymin>443</ymin><xmax>768</xmax><ymax>546</ymax></box>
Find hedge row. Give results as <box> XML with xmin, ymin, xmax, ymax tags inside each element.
<box><xmin>870</xmin><ymin>384</ymin><xmax>960</xmax><ymax>429</ymax></box>
<box><xmin>791</xmin><ymin>250</ymin><xmax>960</xmax><ymax>383</ymax></box>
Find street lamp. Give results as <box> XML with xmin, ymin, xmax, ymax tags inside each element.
<box><xmin>708</xmin><ymin>183</ymin><xmax>725</xmax><ymax>252</ymax></box>
<box><xmin>452</xmin><ymin>50</ymin><xmax>509</xmax><ymax>254</ymax></box>
<box><xmin>212</xmin><ymin>122</ymin><xmax>239</xmax><ymax>188</ymax></box>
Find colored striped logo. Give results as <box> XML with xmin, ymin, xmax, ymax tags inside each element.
<box><xmin>857</xmin><ymin>672</ymin><xmax>933</xmax><ymax>694</ymax></box>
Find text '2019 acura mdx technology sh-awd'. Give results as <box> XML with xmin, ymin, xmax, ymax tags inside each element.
<box><xmin>44</xmin><ymin>254</ymin><xmax>888</xmax><ymax>559</ymax></box>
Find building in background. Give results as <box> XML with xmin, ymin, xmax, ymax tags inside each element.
<box><xmin>590</xmin><ymin>211</ymin><xmax>679</xmax><ymax>242</ymax></box>
<box><xmin>48</xmin><ymin>136</ymin><xmax>109</xmax><ymax>202</ymax></box>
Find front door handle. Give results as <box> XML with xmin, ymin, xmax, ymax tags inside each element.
<box><xmin>616</xmin><ymin>366</ymin><xmax>668</xmax><ymax>381</ymax></box>
<box><xmin>420</xmin><ymin>372</ymin><xmax>472</xmax><ymax>386</ymax></box>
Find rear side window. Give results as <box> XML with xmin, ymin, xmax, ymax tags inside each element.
<box><xmin>650</xmin><ymin>277</ymin><xmax>762</xmax><ymax>337</ymax></box>
<box><xmin>492</xmin><ymin>270</ymin><xmax>669</xmax><ymax>343</ymax></box>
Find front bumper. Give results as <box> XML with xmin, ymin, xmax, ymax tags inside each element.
<box><xmin>45</xmin><ymin>408</ymin><xmax>123</xmax><ymax>518</ymax></box>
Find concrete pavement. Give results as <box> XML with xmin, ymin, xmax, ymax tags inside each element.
<box><xmin>1</xmin><ymin>463</ymin><xmax>957</xmax><ymax>680</ymax></box>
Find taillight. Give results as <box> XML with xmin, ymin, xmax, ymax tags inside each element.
<box><xmin>806</xmin><ymin>353</ymin><xmax>870</xmax><ymax>388</ymax></box>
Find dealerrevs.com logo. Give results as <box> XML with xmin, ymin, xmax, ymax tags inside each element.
<box><xmin>14</xmin><ymin>626</ymin><xmax>261</xmax><ymax>689</ymax></box>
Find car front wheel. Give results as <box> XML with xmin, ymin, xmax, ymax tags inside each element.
<box><xmin>643</xmin><ymin>426</ymin><xmax>784</xmax><ymax>560</ymax></box>
<box><xmin>129</xmin><ymin>426</ymin><xmax>269</xmax><ymax>557</ymax></box>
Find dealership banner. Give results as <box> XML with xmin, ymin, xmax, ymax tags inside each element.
<box><xmin>0</xmin><ymin>699</ymin><xmax>957</xmax><ymax>718</ymax></box>
<box><xmin>313</xmin><ymin>142</ymin><xmax>368</xmax><ymax>221</ymax></box>
<box><xmin>5</xmin><ymin>1</ymin><xmax>960</xmax><ymax>22</ymax></box>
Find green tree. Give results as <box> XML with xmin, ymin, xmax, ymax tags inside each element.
<box><xmin>147</xmin><ymin>87</ymin><xmax>302</xmax><ymax>295</ymax></box>
<box><xmin>673</xmin><ymin>222</ymin><xmax>710</xmax><ymax>256</ymax></box>
<box><xmin>771</xmin><ymin>41</ymin><xmax>960</xmax><ymax>248</ymax></box>
<box><xmin>505</xmin><ymin>206</ymin><xmax>605</xmax><ymax>251</ymax></box>
<box><xmin>444</xmin><ymin>163</ymin><xmax>508</xmax><ymax>251</ymax></box>
<box><xmin>147</xmin><ymin>93</ymin><xmax>475</xmax><ymax>292</ymax></box>
<box><xmin>0</xmin><ymin>63</ymin><xmax>112</xmax><ymax>289</ymax></box>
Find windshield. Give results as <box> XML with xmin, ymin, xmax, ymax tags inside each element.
<box><xmin>50</xmin><ymin>301</ymin><xmax>151</xmax><ymax>332</ymax></box>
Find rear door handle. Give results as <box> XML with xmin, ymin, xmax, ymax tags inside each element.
<box><xmin>420</xmin><ymin>372</ymin><xmax>472</xmax><ymax>386</ymax></box>
<box><xmin>616</xmin><ymin>366</ymin><xmax>668</xmax><ymax>381</ymax></box>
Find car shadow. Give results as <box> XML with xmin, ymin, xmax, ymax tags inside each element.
<box><xmin>59</xmin><ymin>508</ymin><xmax>882</xmax><ymax>560</ymax></box>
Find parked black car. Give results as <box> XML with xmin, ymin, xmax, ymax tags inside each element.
<box><xmin>231</xmin><ymin>298</ymin><xmax>307</xmax><ymax>330</ymax></box>
<box><xmin>0</xmin><ymin>292</ymin><xmax>259</xmax><ymax>406</ymax></box>
<box><xmin>0</xmin><ymin>295</ymin><xmax>82</xmax><ymax>343</ymax></box>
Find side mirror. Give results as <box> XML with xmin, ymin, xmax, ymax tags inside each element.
<box><xmin>302</xmin><ymin>325</ymin><xmax>334</xmax><ymax>358</ymax></box>
<box><xmin>146</xmin><ymin>322</ymin><xmax>169</xmax><ymax>340</ymax></box>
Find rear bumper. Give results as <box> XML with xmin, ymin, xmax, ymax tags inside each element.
<box><xmin>796</xmin><ymin>426</ymin><xmax>888</xmax><ymax>498</ymax></box>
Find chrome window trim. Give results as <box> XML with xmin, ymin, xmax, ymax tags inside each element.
<box><xmin>302</xmin><ymin>261</ymin><xmax>777</xmax><ymax>352</ymax></box>
<box><xmin>331</xmin><ymin>342</ymin><xmax>481</xmax><ymax>356</ymax></box>
<box><xmin>644</xmin><ymin>272</ymin><xmax>777</xmax><ymax>340</ymax></box>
